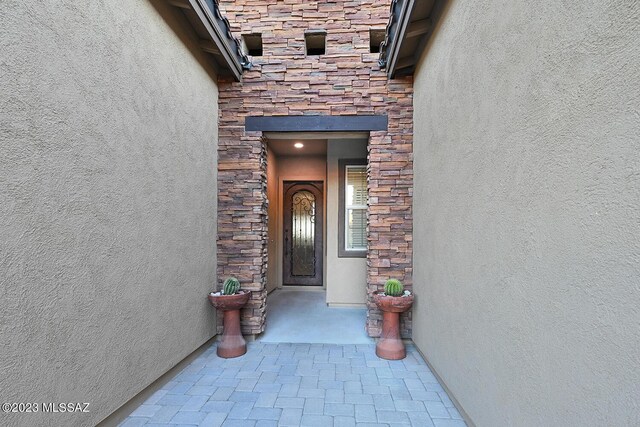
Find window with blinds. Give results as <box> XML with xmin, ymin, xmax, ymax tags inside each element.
<box><xmin>345</xmin><ymin>165</ymin><xmax>367</xmax><ymax>251</ymax></box>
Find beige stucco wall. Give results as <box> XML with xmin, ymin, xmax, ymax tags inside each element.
<box><xmin>412</xmin><ymin>1</ymin><xmax>640</xmax><ymax>426</ymax></box>
<box><xmin>326</xmin><ymin>139</ymin><xmax>368</xmax><ymax>306</ymax></box>
<box><xmin>266</xmin><ymin>147</ymin><xmax>279</xmax><ymax>293</ymax></box>
<box><xmin>0</xmin><ymin>1</ymin><xmax>220</xmax><ymax>426</ymax></box>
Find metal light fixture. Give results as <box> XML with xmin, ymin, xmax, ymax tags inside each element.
<box><xmin>294</xmin><ymin>142</ymin><xmax>304</xmax><ymax>149</ymax></box>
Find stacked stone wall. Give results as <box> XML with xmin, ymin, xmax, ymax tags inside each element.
<box><xmin>217</xmin><ymin>0</ymin><xmax>413</xmax><ymax>337</ymax></box>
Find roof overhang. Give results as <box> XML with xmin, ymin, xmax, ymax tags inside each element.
<box><xmin>379</xmin><ymin>0</ymin><xmax>445</xmax><ymax>78</ymax></box>
<box><xmin>166</xmin><ymin>0</ymin><xmax>250</xmax><ymax>81</ymax></box>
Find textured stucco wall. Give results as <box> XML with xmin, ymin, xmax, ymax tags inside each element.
<box><xmin>266</xmin><ymin>147</ymin><xmax>279</xmax><ymax>293</ymax></box>
<box><xmin>412</xmin><ymin>1</ymin><xmax>640</xmax><ymax>426</ymax></box>
<box><xmin>0</xmin><ymin>1</ymin><xmax>219</xmax><ymax>426</ymax></box>
<box><xmin>326</xmin><ymin>139</ymin><xmax>368</xmax><ymax>307</ymax></box>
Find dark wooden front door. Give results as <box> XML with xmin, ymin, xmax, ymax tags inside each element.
<box><xmin>283</xmin><ymin>181</ymin><xmax>323</xmax><ymax>286</ymax></box>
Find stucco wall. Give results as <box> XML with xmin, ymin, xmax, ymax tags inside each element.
<box><xmin>412</xmin><ymin>1</ymin><xmax>640</xmax><ymax>426</ymax></box>
<box><xmin>326</xmin><ymin>139</ymin><xmax>368</xmax><ymax>307</ymax></box>
<box><xmin>0</xmin><ymin>1</ymin><xmax>220</xmax><ymax>426</ymax></box>
<box><xmin>266</xmin><ymin>147</ymin><xmax>279</xmax><ymax>293</ymax></box>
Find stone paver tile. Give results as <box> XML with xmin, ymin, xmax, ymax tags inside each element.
<box><xmin>278</xmin><ymin>408</ymin><xmax>303</xmax><ymax>426</ymax></box>
<box><xmin>201</xmin><ymin>401</ymin><xmax>234</xmax><ymax>413</ymax></box>
<box><xmin>300</xmin><ymin>414</ymin><xmax>334</xmax><ymax>427</ymax></box>
<box><xmin>372</xmin><ymin>394</ymin><xmax>396</xmax><ymax>411</ymax></box>
<box><xmin>325</xmin><ymin>389</ymin><xmax>344</xmax><ymax>403</ymax></box>
<box><xmin>355</xmin><ymin>423</ymin><xmax>389</xmax><ymax>427</ymax></box>
<box><xmin>366</xmin><ymin>360</ymin><xmax>389</xmax><ymax>368</ymax></box>
<box><xmin>344</xmin><ymin>381</ymin><xmax>363</xmax><ymax>394</ymax></box>
<box><xmin>248</xmin><ymin>407</ymin><xmax>282</xmax><ymax>420</ymax></box>
<box><xmin>254</xmin><ymin>392</ymin><xmax>279</xmax><ymax>408</ymax></box>
<box><xmin>345</xmin><ymin>393</ymin><xmax>373</xmax><ymax>405</ymax></box>
<box><xmin>354</xmin><ymin>404</ymin><xmax>377</xmax><ymax>422</ymax></box>
<box><xmin>201</xmin><ymin>411</ymin><xmax>227</xmax><ymax>427</ymax></box>
<box><xmin>334</xmin><ymin>416</ymin><xmax>357</xmax><ymax>427</ymax></box>
<box><xmin>213</xmin><ymin>377</ymin><xmax>240</xmax><ymax>387</ymax></box>
<box><xmin>259</xmin><ymin>372</ymin><xmax>278</xmax><ymax>383</ymax></box>
<box><xmin>298</xmin><ymin>388</ymin><xmax>325</xmax><ymax>398</ymax></box>
<box><xmin>143</xmin><ymin>389</ymin><xmax>168</xmax><ymax>404</ymax></box>
<box><xmin>318</xmin><ymin>380</ymin><xmax>343</xmax><ymax>390</ymax></box>
<box><xmin>279</xmin><ymin>382</ymin><xmax>301</xmax><ymax>397</ymax></box>
<box><xmin>148</xmin><ymin>405</ymin><xmax>181</xmax><ymax>423</ymax></box>
<box><xmin>375</xmin><ymin>367</ymin><xmax>394</xmax><ymax>379</ymax></box>
<box><xmin>433</xmin><ymin>420</ymin><xmax>467</xmax><ymax>427</ymax></box>
<box><xmin>408</xmin><ymin>411</ymin><xmax>436</xmax><ymax>427</ymax></box>
<box><xmin>448</xmin><ymin>407</ymin><xmax>463</xmax><ymax>419</ymax></box>
<box><xmin>409</xmin><ymin>390</ymin><xmax>441</xmax><ymax>401</ymax></box>
<box><xmin>438</xmin><ymin>392</ymin><xmax>455</xmax><ymax>408</ymax></box>
<box><xmin>157</xmin><ymin>393</ymin><xmax>190</xmax><ymax>406</ymax></box>
<box><xmin>325</xmin><ymin>402</ymin><xmax>355</xmax><ymax>416</ymax></box>
<box><xmin>255</xmin><ymin>420</ymin><xmax>278</xmax><ymax>427</ymax></box>
<box><xmin>227</xmin><ymin>401</ymin><xmax>255</xmax><ymax>419</ymax></box>
<box><xmin>169</xmin><ymin>410</ymin><xmax>207</xmax><ymax>424</ymax></box>
<box><xmin>377</xmin><ymin>410</ymin><xmax>411</xmax><ymax>424</ymax></box>
<box><xmin>394</xmin><ymin>399</ymin><xmax>426</xmax><ymax>412</ymax></box>
<box><xmin>222</xmin><ymin>419</ymin><xmax>256</xmax><ymax>427</ymax></box>
<box><xmin>255</xmin><ymin>382</ymin><xmax>282</xmax><ymax>393</ymax></box>
<box><xmin>300</xmin><ymin>376</ymin><xmax>319</xmax><ymax>389</ymax></box>
<box><xmin>229</xmin><ymin>391</ymin><xmax>259</xmax><ymax>402</ymax></box>
<box><xmin>425</xmin><ymin>401</ymin><xmax>451</xmax><ymax>419</ymax></box>
<box><xmin>118</xmin><ymin>418</ymin><xmax>147</xmax><ymax>427</ymax></box>
<box><xmin>219</xmin><ymin>368</ymin><xmax>240</xmax><ymax>378</ymax></box>
<box><xmin>181</xmin><ymin>395</ymin><xmax>209</xmax><ymax>411</ymax></box>
<box><xmin>236</xmin><ymin>378</ymin><xmax>259</xmax><ymax>391</ymax></box>
<box><xmin>359</xmin><ymin>373</ymin><xmax>379</xmax><ymax>386</ymax></box>
<box><xmin>274</xmin><ymin>397</ymin><xmax>305</xmax><ymax>408</ymax></box>
<box><xmin>404</xmin><ymin>378</ymin><xmax>426</xmax><ymax>391</ymax></box>
<box><xmin>210</xmin><ymin>386</ymin><xmax>235</xmax><ymax>401</ymax></box>
<box><xmin>364</xmin><ymin>385</ymin><xmax>390</xmax><ymax>395</ymax></box>
<box><xmin>186</xmin><ymin>385</ymin><xmax>217</xmax><ymax>396</ymax></box>
<box><xmin>303</xmin><ymin>398</ymin><xmax>324</xmax><ymax>415</ymax></box>
<box><xmin>388</xmin><ymin>386</ymin><xmax>412</xmax><ymax>400</ymax></box>
<box><xmin>129</xmin><ymin>404</ymin><xmax>161</xmax><ymax>417</ymax></box>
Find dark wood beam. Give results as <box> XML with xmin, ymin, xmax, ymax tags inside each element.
<box><xmin>199</xmin><ymin>39</ymin><xmax>221</xmax><ymax>55</ymax></box>
<box><xmin>406</xmin><ymin>18</ymin><xmax>432</xmax><ymax>38</ymax></box>
<box><xmin>245</xmin><ymin>115</ymin><xmax>388</xmax><ymax>132</ymax></box>
<box><xmin>395</xmin><ymin>56</ymin><xmax>414</xmax><ymax>70</ymax></box>
<box><xmin>168</xmin><ymin>0</ymin><xmax>191</xmax><ymax>9</ymax></box>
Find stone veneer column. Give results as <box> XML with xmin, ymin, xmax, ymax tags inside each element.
<box><xmin>367</xmin><ymin>130</ymin><xmax>413</xmax><ymax>338</ymax></box>
<box><xmin>217</xmin><ymin>128</ymin><xmax>268</xmax><ymax>336</ymax></box>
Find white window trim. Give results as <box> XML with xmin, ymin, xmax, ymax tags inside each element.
<box><xmin>344</xmin><ymin>165</ymin><xmax>367</xmax><ymax>252</ymax></box>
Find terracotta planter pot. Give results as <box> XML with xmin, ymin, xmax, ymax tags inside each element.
<box><xmin>373</xmin><ymin>292</ymin><xmax>414</xmax><ymax>360</ymax></box>
<box><xmin>207</xmin><ymin>290</ymin><xmax>251</xmax><ymax>358</ymax></box>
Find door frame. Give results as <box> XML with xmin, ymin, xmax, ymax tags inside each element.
<box><xmin>282</xmin><ymin>181</ymin><xmax>324</xmax><ymax>286</ymax></box>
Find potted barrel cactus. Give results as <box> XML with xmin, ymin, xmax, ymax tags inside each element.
<box><xmin>373</xmin><ymin>279</ymin><xmax>414</xmax><ymax>360</ymax></box>
<box><xmin>208</xmin><ymin>277</ymin><xmax>250</xmax><ymax>358</ymax></box>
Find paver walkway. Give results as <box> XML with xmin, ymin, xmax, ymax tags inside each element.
<box><xmin>120</xmin><ymin>342</ymin><xmax>466</xmax><ymax>427</ymax></box>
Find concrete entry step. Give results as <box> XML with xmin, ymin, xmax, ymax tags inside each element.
<box><xmin>258</xmin><ymin>289</ymin><xmax>374</xmax><ymax>345</ymax></box>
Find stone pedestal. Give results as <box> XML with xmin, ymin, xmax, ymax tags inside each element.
<box><xmin>373</xmin><ymin>292</ymin><xmax>414</xmax><ymax>360</ymax></box>
<box><xmin>208</xmin><ymin>291</ymin><xmax>251</xmax><ymax>358</ymax></box>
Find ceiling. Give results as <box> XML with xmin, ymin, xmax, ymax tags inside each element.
<box><xmin>267</xmin><ymin>139</ymin><xmax>327</xmax><ymax>156</ymax></box>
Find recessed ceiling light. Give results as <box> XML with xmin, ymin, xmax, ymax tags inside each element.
<box><xmin>294</xmin><ymin>142</ymin><xmax>304</xmax><ymax>149</ymax></box>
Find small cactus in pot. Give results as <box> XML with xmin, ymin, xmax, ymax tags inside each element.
<box><xmin>222</xmin><ymin>277</ymin><xmax>241</xmax><ymax>295</ymax></box>
<box><xmin>384</xmin><ymin>279</ymin><xmax>404</xmax><ymax>297</ymax></box>
<box><xmin>207</xmin><ymin>277</ymin><xmax>250</xmax><ymax>358</ymax></box>
<box><xmin>374</xmin><ymin>277</ymin><xmax>414</xmax><ymax>360</ymax></box>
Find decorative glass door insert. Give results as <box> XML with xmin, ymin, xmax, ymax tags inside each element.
<box><xmin>283</xmin><ymin>182</ymin><xmax>323</xmax><ymax>286</ymax></box>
